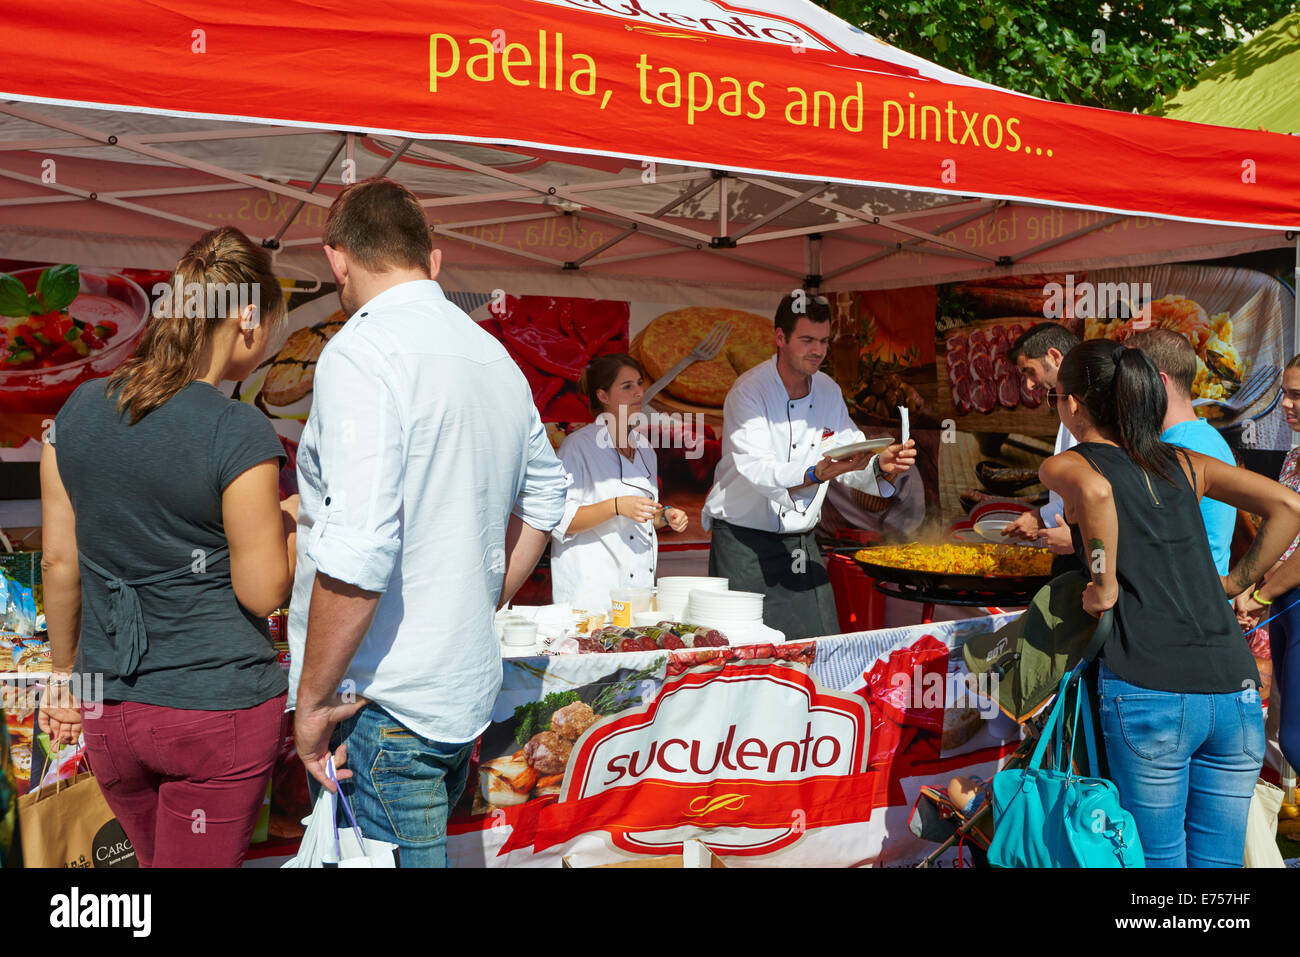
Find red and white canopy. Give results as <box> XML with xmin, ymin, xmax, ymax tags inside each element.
<box><xmin>1</xmin><ymin>0</ymin><xmax>1296</xmax><ymax>302</ymax></box>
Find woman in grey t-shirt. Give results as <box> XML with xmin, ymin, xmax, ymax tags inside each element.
<box><xmin>38</xmin><ymin>227</ymin><xmax>297</xmax><ymax>867</ymax></box>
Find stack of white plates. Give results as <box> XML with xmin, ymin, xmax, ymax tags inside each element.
<box><xmin>656</xmin><ymin>576</ymin><xmax>728</xmax><ymax>621</ymax></box>
<box><xmin>687</xmin><ymin>589</ymin><xmax>764</xmax><ymax>625</ymax></box>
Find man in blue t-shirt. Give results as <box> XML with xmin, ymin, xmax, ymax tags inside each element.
<box><xmin>1128</xmin><ymin>328</ymin><xmax>1236</xmax><ymax>574</ymax></box>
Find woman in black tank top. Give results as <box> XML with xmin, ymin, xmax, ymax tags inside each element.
<box><xmin>1040</xmin><ymin>339</ymin><xmax>1300</xmax><ymax>867</ymax></box>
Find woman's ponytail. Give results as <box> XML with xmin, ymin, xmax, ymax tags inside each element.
<box><xmin>106</xmin><ymin>227</ymin><xmax>285</xmax><ymax>423</ymax></box>
<box><xmin>1058</xmin><ymin>338</ymin><xmax>1178</xmax><ymax>483</ymax></box>
<box><xmin>1112</xmin><ymin>345</ymin><xmax>1177</xmax><ymax>483</ymax></box>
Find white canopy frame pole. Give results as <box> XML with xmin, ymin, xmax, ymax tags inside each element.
<box><xmin>0</xmin><ymin>125</ymin><xmax>315</xmax><ymax>153</ymax></box>
<box><xmin>0</xmin><ymin>104</ymin><xmax>330</xmax><ymax>207</ymax></box>
<box><xmin>571</xmin><ymin>207</ymin><xmax>807</xmax><ymax>279</ymax></box>
<box><xmin>265</xmin><ymin>133</ymin><xmax>348</xmax><ymax>248</ymax></box>
<box><xmin>821</xmin><ymin>202</ymin><xmax>1002</xmax><ymax>281</ymax></box>
<box><xmin>402</xmin><ymin>141</ymin><xmax>713</xmax><ymax>244</ymax></box>
<box><xmin>718</xmin><ymin>173</ymin><xmax>728</xmax><ymax>239</ymax></box>
<box><xmin>1004</xmin><ymin>212</ymin><xmax>1126</xmax><ymax>261</ymax></box>
<box><xmin>414</xmin><ymin>170</ymin><xmax>709</xmax><ymax>209</ymax></box>
<box><xmin>735</xmin><ymin>175</ymin><xmax>995</xmax><ymax>261</ymax></box>
<box><xmin>0</xmin><ymin>165</ymin><xmax>223</xmax><ymax>234</ymax></box>
<box><xmin>806</xmin><ymin>233</ymin><xmax>821</xmax><ymax>291</ymax></box>
<box><xmin>570</xmin><ymin>174</ymin><xmax>721</xmax><ymax>267</ymax></box>
<box><xmin>724</xmin><ymin>181</ymin><xmax>827</xmax><ymax>243</ymax></box>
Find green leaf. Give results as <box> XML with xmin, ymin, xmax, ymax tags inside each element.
<box><xmin>35</xmin><ymin>264</ymin><xmax>79</xmax><ymax>314</ymax></box>
<box><xmin>0</xmin><ymin>274</ymin><xmax>29</xmax><ymax>317</ymax></box>
<box><xmin>979</xmin><ymin>15</ymin><xmax>994</xmax><ymax>28</ymax></box>
<box><xmin>512</xmin><ymin>690</ymin><xmax>581</xmax><ymax>747</ymax></box>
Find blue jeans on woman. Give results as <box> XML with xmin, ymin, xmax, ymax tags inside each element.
<box><xmin>307</xmin><ymin>703</ymin><xmax>475</xmax><ymax>868</ymax></box>
<box><xmin>1097</xmin><ymin>662</ymin><xmax>1263</xmax><ymax>868</ymax></box>
<box><xmin>1268</xmin><ymin>587</ymin><xmax>1300</xmax><ymax>772</ymax></box>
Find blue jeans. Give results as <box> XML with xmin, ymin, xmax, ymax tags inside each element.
<box><xmin>308</xmin><ymin>704</ymin><xmax>475</xmax><ymax>868</ymax></box>
<box><xmin>1098</xmin><ymin>662</ymin><xmax>1263</xmax><ymax>868</ymax></box>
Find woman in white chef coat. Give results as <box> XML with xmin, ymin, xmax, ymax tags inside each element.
<box><xmin>551</xmin><ymin>354</ymin><xmax>689</xmax><ymax>612</ymax></box>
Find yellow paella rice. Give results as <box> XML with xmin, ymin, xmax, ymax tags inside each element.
<box><xmin>854</xmin><ymin>543</ymin><xmax>1053</xmax><ymax>577</ymax></box>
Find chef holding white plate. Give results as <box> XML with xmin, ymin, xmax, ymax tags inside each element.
<box><xmin>702</xmin><ymin>293</ymin><xmax>916</xmax><ymax>640</ymax></box>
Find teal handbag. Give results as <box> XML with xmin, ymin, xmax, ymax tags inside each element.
<box><xmin>988</xmin><ymin>648</ymin><xmax>1144</xmax><ymax>868</ymax></box>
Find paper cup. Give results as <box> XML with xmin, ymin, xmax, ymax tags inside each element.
<box><xmin>502</xmin><ymin>621</ymin><xmax>539</xmax><ymax>648</ymax></box>
<box><xmin>629</xmin><ymin>587</ymin><xmax>656</xmax><ymax>614</ymax></box>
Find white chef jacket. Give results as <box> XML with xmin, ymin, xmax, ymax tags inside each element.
<box><xmin>1038</xmin><ymin>421</ymin><xmax>1079</xmax><ymax>530</ymax></box>
<box><xmin>287</xmin><ymin>280</ymin><xmax>568</xmax><ymax>743</ymax></box>
<box><xmin>550</xmin><ymin>419</ymin><xmax>659</xmax><ymax>612</ymax></box>
<box><xmin>703</xmin><ymin>356</ymin><xmax>895</xmax><ymax>535</ymax></box>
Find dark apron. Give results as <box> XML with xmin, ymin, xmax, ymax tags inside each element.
<box><xmin>708</xmin><ymin>520</ymin><xmax>838</xmax><ymax>641</ymax></box>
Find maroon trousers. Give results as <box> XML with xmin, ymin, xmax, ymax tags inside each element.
<box><xmin>80</xmin><ymin>693</ymin><xmax>286</xmax><ymax>867</ymax></box>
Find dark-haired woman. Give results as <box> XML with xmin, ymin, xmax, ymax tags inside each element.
<box><xmin>1039</xmin><ymin>338</ymin><xmax>1300</xmax><ymax>867</ymax></box>
<box><xmin>550</xmin><ymin>354</ymin><xmax>688</xmax><ymax>613</ymax></box>
<box><xmin>38</xmin><ymin>227</ymin><xmax>297</xmax><ymax>867</ymax></box>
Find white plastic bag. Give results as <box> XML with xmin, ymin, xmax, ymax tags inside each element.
<box><xmin>1244</xmin><ymin>778</ymin><xmax>1285</xmax><ymax>868</ymax></box>
<box><xmin>282</xmin><ymin>758</ymin><xmax>399</xmax><ymax>868</ymax></box>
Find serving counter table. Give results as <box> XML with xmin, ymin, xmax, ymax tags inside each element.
<box><xmin>450</xmin><ymin>611</ymin><xmax>1027</xmax><ymax>867</ymax></box>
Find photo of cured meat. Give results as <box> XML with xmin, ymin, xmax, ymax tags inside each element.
<box><xmin>937</xmin><ymin>319</ymin><xmax>1054</xmax><ymax>432</ymax></box>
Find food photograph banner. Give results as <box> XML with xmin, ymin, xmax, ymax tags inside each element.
<box><xmin>934</xmin><ymin>262</ymin><xmax>1295</xmax><ymax>531</ymax></box>
<box><xmin>447</xmin><ymin>613</ymin><xmax>1024</xmax><ymax>867</ymax></box>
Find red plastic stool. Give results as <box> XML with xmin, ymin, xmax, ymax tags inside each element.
<box><xmin>827</xmin><ymin>530</ymin><xmax>886</xmax><ymax>634</ymax></box>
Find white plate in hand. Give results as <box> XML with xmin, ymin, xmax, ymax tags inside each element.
<box><xmin>973</xmin><ymin>517</ymin><xmax>1046</xmax><ymax>546</ymax></box>
<box><xmin>824</xmin><ymin>436</ymin><xmax>893</xmax><ymax>460</ymax></box>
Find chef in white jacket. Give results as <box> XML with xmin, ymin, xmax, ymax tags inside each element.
<box><xmin>703</xmin><ymin>293</ymin><xmax>915</xmax><ymax>640</ymax></box>
<box><xmin>551</xmin><ymin>353</ymin><xmax>689</xmax><ymax>613</ymax></box>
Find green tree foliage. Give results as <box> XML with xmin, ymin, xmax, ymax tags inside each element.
<box><xmin>819</xmin><ymin>1</ymin><xmax>1299</xmax><ymax>112</ymax></box>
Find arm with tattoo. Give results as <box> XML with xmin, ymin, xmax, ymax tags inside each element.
<box><xmin>1225</xmin><ymin>531</ymin><xmax>1272</xmax><ymax>599</ymax></box>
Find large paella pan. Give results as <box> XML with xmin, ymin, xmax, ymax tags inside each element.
<box><xmin>850</xmin><ymin>543</ymin><xmax>1053</xmax><ymax>597</ymax></box>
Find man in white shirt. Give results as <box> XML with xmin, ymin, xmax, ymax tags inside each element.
<box><xmin>1004</xmin><ymin>322</ymin><xmax>1082</xmax><ymax>565</ymax></box>
<box><xmin>289</xmin><ymin>178</ymin><xmax>568</xmax><ymax>867</ymax></box>
<box><xmin>703</xmin><ymin>293</ymin><xmax>916</xmax><ymax>640</ymax></box>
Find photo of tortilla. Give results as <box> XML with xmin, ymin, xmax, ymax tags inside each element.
<box><xmin>639</xmin><ymin>307</ymin><xmax>775</xmax><ymax>408</ymax></box>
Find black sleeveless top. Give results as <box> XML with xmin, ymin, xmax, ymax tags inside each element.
<box><xmin>1067</xmin><ymin>442</ymin><xmax>1258</xmax><ymax>694</ymax></box>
